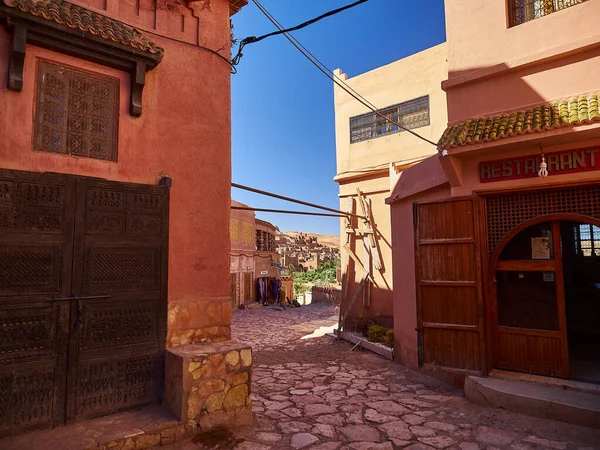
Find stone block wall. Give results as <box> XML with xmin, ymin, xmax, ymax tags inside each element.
<box><xmin>165</xmin><ymin>341</ymin><xmax>253</xmax><ymax>430</ymax></box>
<box><xmin>312</xmin><ymin>286</ymin><xmax>342</xmax><ymax>305</ymax></box>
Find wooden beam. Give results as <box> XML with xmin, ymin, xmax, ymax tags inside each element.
<box><xmin>343</xmin><ymin>243</ymin><xmax>375</xmax><ymax>283</ymax></box>
<box><xmin>337</xmin><ymin>272</ymin><xmax>367</xmax><ymax>334</ymax></box>
<box><xmin>336</xmin><ymin>330</ymin><xmax>393</xmax><ymax>360</ymax></box>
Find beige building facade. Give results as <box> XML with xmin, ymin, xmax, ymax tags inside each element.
<box><xmin>333</xmin><ymin>43</ymin><xmax>448</xmax><ymax>330</ymax></box>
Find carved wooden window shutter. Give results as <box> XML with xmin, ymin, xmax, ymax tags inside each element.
<box><xmin>0</xmin><ymin>0</ymin><xmax>164</xmax><ymax>117</ymax></box>
<box><xmin>35</xmin><ymin>62</ymin><xmax>119</xmax><ymax>161</ymax></box>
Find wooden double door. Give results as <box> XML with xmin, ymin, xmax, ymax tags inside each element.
<box><xmin>0</xmin><ymin>170</ymin><xmax>169</xmax><ymax>437</ymax></box>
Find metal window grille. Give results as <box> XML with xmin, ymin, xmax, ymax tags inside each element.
<box><xmin>574</xmin><ymin>224</ymin><xmax>600</xmax><ymax>257</ymax></box>
<box><xmin>485</xmin><ymin>185</ymin><xmax>600</xmax><ymax>254</ymax></box>
<box><xmin>511</xmin><ymin>0</ymin><xmax>588</xmax><ymax>26</ymax></box>
<box><xmin>349</xmin><ymin>95</ymin><xmax>430</xmax><ymax>143</ymax></box>
<box><xmin>34</xmin><ymin>62</ymin><xmax>119</xmax><ymax>161</ymax></box>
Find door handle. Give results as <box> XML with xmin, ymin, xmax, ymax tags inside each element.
<box><xmin>45</xmin><ymin>295</ymin><xmax>111</xmax><ymax>330</ymax></box>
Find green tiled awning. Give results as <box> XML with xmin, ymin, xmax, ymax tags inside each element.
<box><xmin>438</xmin><ymin>93</ymin><xmax>600</xmax><ymax>149</ymax></box>
<box><xmin>2</xmin><ymin>0</ymin><xmax>164</xmax><ymax>58</ymax></box>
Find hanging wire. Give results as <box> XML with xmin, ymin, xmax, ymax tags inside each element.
<box><xmin>250</xmin><ymin>0</ymin><xmax>439</xmax><ymax>148</ymax></box>
<box><xmin>232</xmin><ymin>0</ymin><xmax>368</xmax><ymax>66</ymax></box>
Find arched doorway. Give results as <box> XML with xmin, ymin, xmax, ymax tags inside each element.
<box><xmin>491</xmin><ymin>217</ymin><xmax>600</xmax><ymax>383</ymax></box>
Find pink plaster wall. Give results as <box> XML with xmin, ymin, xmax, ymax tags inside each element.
<box><xmin>443</xmin><ymin>0</ymin><xmax>600</xmax><ymax>124</ymax></box>
<box><xmin>445</xmin><ymin>49</ymin><xmax>600</xmax><ymax>124</ymax></box>
<box><xmin>444</xmin><ymin>0</ymin><xmax>600</xmax><ymax>76</ymax></box>
<box><xmin>0</xmin><ymin>0</ymin><xmax>235</xmax><ymax>343</ymax></box>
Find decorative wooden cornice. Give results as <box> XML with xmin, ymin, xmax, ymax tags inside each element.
<box><xmin>229</xmin><ymin>0</ymin><xmax>248</xmax><ymax>16</ymax></box>
<box><xmin>0</xmin><ymin>0</ymin><xmax>164</xmax><ymax>117</ymax></box>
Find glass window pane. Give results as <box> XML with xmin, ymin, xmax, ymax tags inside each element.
<box><xmin>499</xmin><ymin>222</ymin><xmax>553</xmax><ymax>260</ymax></box>
<box><xmin>497</xmin><ymin>270</ymin><xmax>559</xmax><ymax>330</ymax></box>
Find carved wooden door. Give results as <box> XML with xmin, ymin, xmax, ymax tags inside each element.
<box><xmin>414</xmin><ymin>198</ymin><xmax>485</xmax><ymax>373</ymax></box>
<box><xmin>66</xmin><ymin>177</ymin><xmax>169</xmax><ymax>422</ymax></box>
<box><xmin>0</xmin><ymin>170</ymin><xmax>75</xmax><ymax>436</ymax></box>
<box><xmin>0</xmin><ymin>170</ymin><xmax>169</xmax><ymax>436</ymax></box>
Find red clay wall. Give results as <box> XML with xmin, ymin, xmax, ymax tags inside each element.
<box><xmin>0</xmin><ymin>0</ymin><xmax>234</xmax><ymax>346</ymax></box>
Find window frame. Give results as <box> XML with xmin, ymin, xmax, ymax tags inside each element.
<box><xmin>33</xmin><ymin>59</ymin><xmax>120</xmax><ymax>162</ymax></box>
<box><xmin>573</xmin><ymin>223</ymin><xmax>600</xmax><ymax>257</ymax></box>
<box><xmin>349</xmin><ymin>95</ymin><xmax>430</xmax><ymax>144</ymax></box>
<box><xmin>508</xmin><ymin>0</ymin><xmax>589</xmax><ymax>27</ymax></box>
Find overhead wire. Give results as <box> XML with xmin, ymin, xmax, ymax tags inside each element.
<box><xmin>232</xmin><ymin>206</ymin><xmax>347</xmax><ymax>218</ymax></box>
<box><xmin>250</xmin><ymin>0</ymin><xmax>439</xmax><ymax>148</ymax></box>
<box><xmin>232</xmin><ymin>182</ymin><xmax>365</xmax><ymax>219</ymax></box>
<box><xmin>232</xmin><ymin>0</ymin><xmax>368</xmax><ymax>66</ymax></box>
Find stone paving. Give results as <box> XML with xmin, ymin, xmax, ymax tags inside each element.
<box><xmin>167</xmin><ymin>303</ymin><xmax>600</xmax><ymax>450</ymax></box>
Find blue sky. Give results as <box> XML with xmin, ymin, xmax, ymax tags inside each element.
<box><xmin>230</xmin><ymin>0</ymin><xmax>446</xmax><ymax>236</ymax></box>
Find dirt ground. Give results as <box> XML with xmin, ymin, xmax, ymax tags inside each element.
<box><xmin>165</xmin><ymin>303</ymin><xmax>600</xmax><ymax>450</ymax></box>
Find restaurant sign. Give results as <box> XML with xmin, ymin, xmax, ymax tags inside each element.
<box><xmin>480</xmin><ymin>147</ymin><xmax>600</xmax><ymax>183</ymax></box>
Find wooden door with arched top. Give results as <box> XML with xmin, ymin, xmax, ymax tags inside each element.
<box><xmin>491</xmin><ymin>220</ymin><xmax>570</xmax><ymax>378</ymax></box>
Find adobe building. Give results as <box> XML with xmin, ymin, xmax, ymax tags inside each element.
<box><xmin>0</xmin><ymin>0</ymin><xmax>251</xmax><ymax>443</ymax></box>
<box><xmin>230</xmin><ymin>200</ymin><xmax>256</xmax><ymax>307</ymax></box>
<box><xmin>254</xmin><ymin>218</ymin><xmax>283</xmax><ymax>301</ymax></box>
<box><xmin>388</xmin><ymin>0</ymin><xmax>600</xmax><ymax>386</ymax></box>
<box><xmin>229</xmin><ymin>207</ymin><xmax>284</xmax><ymax>306</ymax></box>
<box><xmin>333</xmin><ymin>43</ymin><xmax>447</xmax><ymax>332</ymax></box>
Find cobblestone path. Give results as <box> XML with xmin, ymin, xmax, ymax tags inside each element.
<box><xmin>169</xmin><ymin>303</ymin><xmax>600</xmax><ymax>450</ymax></box>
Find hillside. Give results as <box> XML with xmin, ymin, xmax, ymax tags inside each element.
<box><xmin>282</xmin><ymin>231</ymin><xmax>340</xmax><ymax>249</ymax></box>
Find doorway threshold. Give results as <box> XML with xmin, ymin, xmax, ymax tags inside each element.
<box><xmin>0</xmin><ymin>405</ymin><xmax>194</xmax><ymax>450</ymax></box>
<box><xmin>490</xmin><ymin>369</ymin><xmax>600</xmax><ymax>395</ymax></box>
<box><xmin>465</xmin><ymin>373</ymin><xmax>600</xmax><ymax>429</ymax></box>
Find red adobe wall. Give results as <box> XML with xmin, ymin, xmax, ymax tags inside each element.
<box><xmin>0</xmin><ymin>0</ymin><xmax>235</xmax><ymax>346</ymax></box>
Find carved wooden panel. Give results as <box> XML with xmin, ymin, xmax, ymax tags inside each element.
<box><xmin>0</xmin><ymin>170</ymin><xmax>169</xmax><ymax>435</ymax></box>
<box><xmin>69</xmin><ymin>177</ymin><xmax>169</xmax><ymax>422</ymax></box>
<box><xmin>85</xmin><ymin>188</ymin><xmax>163</xmax><ymax>236</ymax></box>
<box><xmin>0</xmin><ymin>369</ymin><xmax>58</xmax><ymax>436</ymax></box>
<box><xmin>82</xmin><ymin>245</ymin><xmax>161</xmax><ymax>293</ymax></box>
<box><xmin>0</xmin><ymin>170</ymin><xmax>74</xmax><ymax>437</ymax></box>
<box><xmin>0</xmin><ymin>306</ymin><xmax>58</xmax><ymax>365</ymax></box>
<box><xmin>0</xmin><ymin>246</ymin><xmax>62</xmax><ymax>296</ymax></box>
<box><xmin>75</xmin><ymin>354</ymin><xmax>160</xmax><ymax>417</ymax></box>
<box><xmin>0</xmin><ymin>179</ymin><xmax>67</xmax><ymax>234</ymax></box>
<box><xmin>34</xmin><ymin>61</ymin><xmax>119</xmax><ymax>161</ymax></box>
<box><xmin>80</xmin><ymin>298</ymin><xmax>159</xmax><ymax>352</ymax></box>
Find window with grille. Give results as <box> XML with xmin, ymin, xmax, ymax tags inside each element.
<box><xmin>510</xmin><ymin>0</ymin><xmax>588</xmax><ymax>26</ymax></box>
<box><xmin>574</xmin><ymin>224</ymin><xmax>600</xmax><ymax>257</ymax></box>
<box><xmin>34</xmin><ymin>61</ymin><xmax>119</xmax><ymax>161</ymax></box>
<box><xmin>349</xmin><ymin>95</ymin><xmax>429</xmax><ymax>143</ymax></box>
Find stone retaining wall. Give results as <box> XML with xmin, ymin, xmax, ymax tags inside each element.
<box><xmin>311</xmin><ymin>286</ymin><xmax>341</xmax><ymax>305</ymax></box>
<box><xmin>165</xmin><ymin>341</ymin><xmax>253</xmax><ymax>430</ymax></box>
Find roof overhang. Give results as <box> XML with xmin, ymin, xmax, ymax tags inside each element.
<box><xmin>438</xmin><ymin>92</ymin><xmax>600</xmax><ymax>152</ymax></box>
<box><xmin>0</xmin><ymin>0</ymin><xmax>164</xmax><ymax>117</ymax></box>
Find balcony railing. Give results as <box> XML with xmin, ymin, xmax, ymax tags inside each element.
<box><xmin>511</xmin><ymin>0</ymin><xmax>588</xmax><ymax>26</ymax></box>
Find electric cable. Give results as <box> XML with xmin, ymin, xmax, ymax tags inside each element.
<box><xmin>251</xmin><ymin>0</ymin><xmax>439</xmax><ymax>148</ymax></box>
<box><xmin>335</xmin><ymin>153</ymin><xmax>438</xmax><ymax>176</ymax></box>
<box><xmin>232</xmin><ymin>0</ymin><xmax>368</xmax><ymax>66</ymax></box>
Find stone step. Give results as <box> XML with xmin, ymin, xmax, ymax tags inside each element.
<box><xmin>465</xmin><ymin>375</ymin><xmax>600</xmax><ymax>429</ymax></box>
